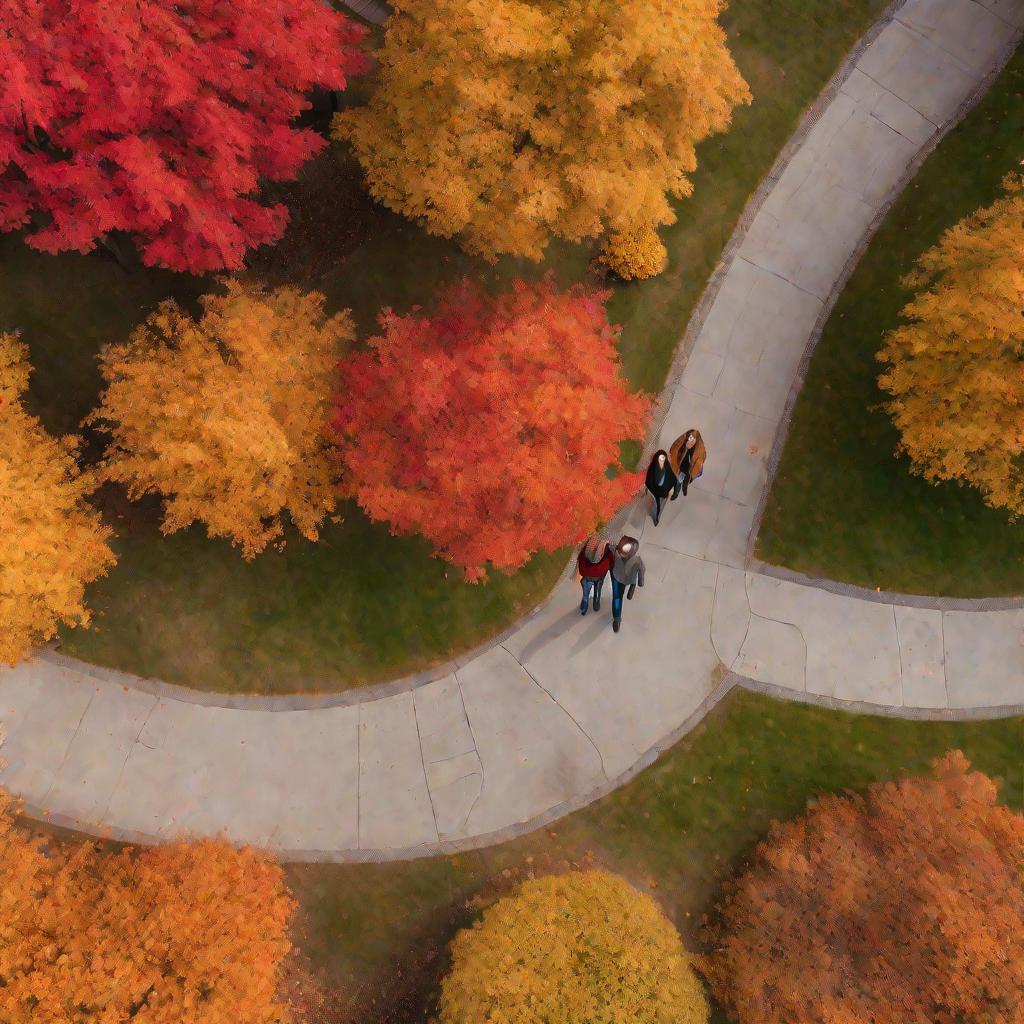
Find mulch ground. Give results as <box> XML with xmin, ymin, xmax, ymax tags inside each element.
<box><xmin>246</xmin><ymin>141</ymin><xmax>387</xmax><ymax>288</ymax></box>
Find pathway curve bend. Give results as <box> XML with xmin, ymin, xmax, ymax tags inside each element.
<box><xmin>3</xmin><ymin>0</ymin><xmax>1024</xmax><ymax>861</ymax></box>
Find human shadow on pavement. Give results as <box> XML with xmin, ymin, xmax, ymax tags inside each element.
<box><xmin>514</xmin><ymin>608</ymin><xmax>585</xmax><ymax>666</ymax></box>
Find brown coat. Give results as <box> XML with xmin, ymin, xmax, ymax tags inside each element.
<box><xmin>669</xmin><ymin>429</ymin><xmax>707</xmax><ymax>481</ymax></box>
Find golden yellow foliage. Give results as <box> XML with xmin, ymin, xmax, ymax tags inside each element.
<box><xmin>598</xmin><ymin>223</ymin><xmax>669</xmax><ymax>280</ymax></box>
<box><xmin>436</xmin><ymin>870</ymin><xmax>709</xmax><ymax>1024</ymax></box>
<box><xmin>0</xmin><ymin>789</ymin><xmax>295</xmax><ymax>1024</ymax></box>
<box><xmin>337</xmin><ymin>0</ymin><xmax>750</xmax><ymax>264</ymax></box>
<box><xmin>878</xmin><ymin>174</ymin><xmax>1024</xmax><ymax>516</ymax></box>
<box><xmin>88</xmin><ymin>281</ymin><xmax>354</xmax><ymax>558</ymax></box>
<box><xmin>0</xmin><ymin>333</ymin><xmax>114</xmax><ymax>665</ymax></box>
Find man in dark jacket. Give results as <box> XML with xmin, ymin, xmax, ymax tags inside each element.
<box><xmin>610</xmin><ymin>535</ymin><xmax>645</xmax><ymax>634</ymax></box>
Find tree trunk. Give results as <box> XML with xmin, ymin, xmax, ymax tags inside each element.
<box><xmin>96</xmin><ymin>233</ymin><xmax>134</xmax><ymax>272</ymax></box>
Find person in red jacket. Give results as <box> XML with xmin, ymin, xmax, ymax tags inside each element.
<box><xmin>576</xmin><ymin>535</ymin><xmax>614</xmax><ymax>615</ymax></box>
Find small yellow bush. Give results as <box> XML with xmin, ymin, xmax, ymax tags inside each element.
<box><xmin>598</xmin><ymin>224</ymin><xmax>669</xmax><ymax>280</ymax></box>
<box><xmin>436</xmin><ymin>870</ymin><xmax>709</xmax><ymax>1024</ymax></box>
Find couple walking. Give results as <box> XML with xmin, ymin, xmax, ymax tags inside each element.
<box><xmin>645</xmin><ymin>428</ymin><xmax>706</xmax><ymax>527</ymax></box>
<box><xmin>575</xmin><ymin>428</ymin><xmax>706</xmax><ymax>635</ymax></box>
<box><xmin>577</xmin><ymin>535</ymin><xmax>645</xmax><ymax>634</ymax></box>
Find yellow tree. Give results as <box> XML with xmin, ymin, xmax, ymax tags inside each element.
<box><xmin>88</xmin><ymin>281</ymin><xmax>354</xmax><ymax>558</ymax></box>
<box><xmin>336</xmin><ymin>0</ymin><xmax>750</xmax><ymax>267</ymax></box>
<box><xmin>878</xmin><ymin>173</ymin><xmax>1024</xmax><ymax>515</ymax></box>
<box><xmin>0</xmin><ymin>789</ymin><xmax>295</xmax><ymax>1024</ymax></box>
<box><xmin>0</xmin><ymin>333</ymin><xmax>114</xmax><ymax>665</ymax></box>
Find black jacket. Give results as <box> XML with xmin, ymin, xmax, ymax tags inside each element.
<box><xmin>645</xmin><ymin>451</ymin><xmax>677</xmax><ymax>498</ymax></box>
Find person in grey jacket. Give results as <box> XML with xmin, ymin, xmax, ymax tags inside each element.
<box><xmin>610</xmin><ymin>535</ymin><xmax>645</xmax><ymax>633</ymax></box>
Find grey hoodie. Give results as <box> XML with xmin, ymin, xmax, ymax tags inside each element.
<box><xmin>612</xmin><ymin>537</ymin><xmax>645</xmax><ymax>587</ymax></box>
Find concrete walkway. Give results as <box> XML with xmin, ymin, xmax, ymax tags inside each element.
<box><xmin>2</xmin><ymin>0</ymin><xmax>1023</xmax><ymax>861</ymax></box>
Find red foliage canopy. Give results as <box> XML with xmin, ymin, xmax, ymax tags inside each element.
<box><xmin>332</xmin><ymin>278</ymin><xmax>651</xmax><ymax>580</ymax></box>
<box><xmin>0</xmin><ymin>0</ymin><xmax>368</xmax><ymax>272</ymax></box>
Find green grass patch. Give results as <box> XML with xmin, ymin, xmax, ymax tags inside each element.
<box><xmin>66</xmin><ymin>504</ymin><xmax>566</xmax><ymax>695</ymax></box>
<box><xmin>757</xmin><ymin>47</ymin><xmax>1024</xmax><ymax>596</ymax></box>
<box><xmin>3</xmin><ymin>0</ymin><xmax>889</xmax><ymax>692</ymax></box>
<box><xmin>283</xmin><ymin>689</ymin><xmax>1024</xmax><ymax>1022</ymax></box>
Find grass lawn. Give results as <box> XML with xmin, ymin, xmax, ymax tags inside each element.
<box><xmin>3</xmin><ymin>0</ymin><xmax>889</xmax><ymax>693</ymax></box>
<box><xmin>277</xmin><ymin>689</ymin><xmax>1024</xmax><ymax>1022</ymax></box>
<box><xmin>757</xmin><ymin>47</ymin><xmax>1024</xmax><ymax>597</ymax></box>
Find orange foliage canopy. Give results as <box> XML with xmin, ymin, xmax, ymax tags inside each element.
<box><xmin>0</xmin><ymin>333</ymin><xmax>114</xmax><ymax>664</ymax></box>
<box><xmin>332</xmin><ymin>278</ymin><xmax>651</xmax><ymax>580</ymax></box>
<box><xmin>0</xmin><ymin>792</ymin><xmax>295</xmax><ymax>1024</ymax></box>
<box><xmin>704</xmin><ymin>752</ymin><xmax>1024</xmax><ymax>1024</ymax></box>
<box><xmin>88</xmin><ymin>281</ymin><xmax>353</xmax><ymax>558</ymax></box>
<box><xmin>337</xmin><ymin>0</ymin><xmax>749</xmax><ymax>265</ymax></box>
<box><xmin>878</xmin><ymin>174</ymin><xmax>1024</xmax><ymax>516</ymax></box>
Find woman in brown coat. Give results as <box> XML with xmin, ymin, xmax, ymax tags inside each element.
<box><xmin>670</xmin><ymin>429</ymin><xmax>707</xmax><ymax>499</ymax></box>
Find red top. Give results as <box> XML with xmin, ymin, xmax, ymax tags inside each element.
<box><xmin>577</xmin><ymin>545</ymin><xmax>614</xmax><ymax>579</ymax></box>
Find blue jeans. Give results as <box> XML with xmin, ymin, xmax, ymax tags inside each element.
<box><xmin>580</xmin><ymin>576</ymin><xmax>605</xmax><ymax>612</ymax></box>
<box><xmin>672</xmin><ymin>468</ymin><xmax>702</xmax><ymax>499</ymax></box>
<box><xmin>611</xmin><ymin>577</ymin><xmax>626</xmax><ymax>620</ymax></box>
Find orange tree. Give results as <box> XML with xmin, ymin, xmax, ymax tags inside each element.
<box><xmin>878</xmin><ymin>173</ymin><xmax>1024</xmax><ymax>517</ymax></box>
<box><xmin>332</xmin><ymin>278</ymin><xmax>651</xmax><ymax>581</ymax></box>
<box><xmin>703</xmin><ymin>751</ymin><xmax>1024</xmax><ymax>1024</ymax></box>
<box><xmin>0</xmin><ymin>332</ymin><xmax>114</xmax><ymax>664</ymax></box>
<box><xmin>336</xmin><ymin>0</ymin><xmax>749</xmax><ymax>267</ymax></box>
<box><xmin>87</xmin><ymin>280</ymin><xmax>354</xmax><ymax>559</ymax></box>
<box><xmin>0</xmin><ymin>791</ymin><xmax>295</xmax><ymax>1023</ymax></box>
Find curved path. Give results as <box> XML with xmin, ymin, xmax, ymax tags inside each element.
<box><xmin>3</xmin><ymin>0</ymin><xmax>1023</xmax><ymax>861</ymax></box>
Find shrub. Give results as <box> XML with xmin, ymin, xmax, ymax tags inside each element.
<box><xmin>437</xmin><ymin>870</ymin><xmax>709</xmax><ymax>1024</ymax></box>
<box><xmin>598</xmin><ymin>224</ymin><xmax>669</xmax><ymax>280</ymax></box>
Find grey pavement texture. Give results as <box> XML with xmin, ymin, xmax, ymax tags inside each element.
<box><xmin>340</xmin><ymin>0</ymin><xmax>391</xmax><ymax>25</ymax></box>
<box><xmin>1</xmin><ymin>0</ymin><xmax>1023</xmax><ymax>861</ymax></box>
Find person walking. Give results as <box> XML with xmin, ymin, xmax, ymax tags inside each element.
<box><xmin>576</xmin><ymin>535</ymin><xmax>613</xmax><ymax>615</ymax></box>
<box><xmin>644</xmin><ymin>449</ymin><xmax>678</xmax><ymax>526</ymax></box>
<box><xmin>670</xmin><ymin>429</ymin><xmax>707</xmax><ymax>499</ymax></box>
<box><xmin>610</xmin><ymin>535</ymin><xmax>645</xmax><ymax>634</ymax></box>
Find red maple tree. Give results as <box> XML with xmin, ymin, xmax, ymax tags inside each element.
<box><xmin>332</xmin><ymin>278</ymin><xmax>651</xmax><ymax>581</ymax></box>
<box><xmin>0</xmin><ymin>0</ymin><xmax>368</xmax><ymax>272</ymax></box>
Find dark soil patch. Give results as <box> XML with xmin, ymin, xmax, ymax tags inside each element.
<box><xmin>246</xmin><ymin>146</ymin><xmax>387</xmax><ymax>288</ymax></box>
